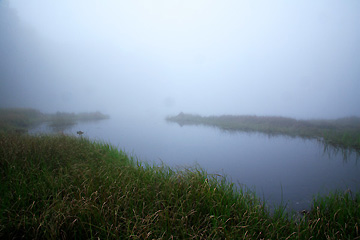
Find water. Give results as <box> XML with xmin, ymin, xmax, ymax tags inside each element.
<box><xmin>30</xmin><ymin>114</ymin><xmax>360</xmax><ymax>212</ymax></box>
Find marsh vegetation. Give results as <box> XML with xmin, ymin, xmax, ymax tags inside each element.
<box><xmin>167</xmin><ymin>113</ymin><xmax>360</xmax><ymax>151</ymax></box>
<box><xmin>0</xmin><ymin>133</ymin><xmax>359</xmax><ymax>239</ymax></box>
<box><xmin>0</xmin><ymin>108</ymin><xmax>109</xmax><ymax>134</ymax></box>
<box><xmin>0</xmin><ymin>108</ymin><xmax>359</xmax><ymax>238</ymax></box>
<box><xmin>2</xmin><ymin>0</ymin><xmax>360</xmax><ymax>237</ymax></box>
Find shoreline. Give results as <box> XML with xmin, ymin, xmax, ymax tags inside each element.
<box><xmin>166</xmin><ymin>112</ymin><xmax>360</xmax><ymax>151</ymax></box>
<box><xmin>1</xmin><ymin>133</ymin><xmax>359</xmax><ymax>239</ymax></box>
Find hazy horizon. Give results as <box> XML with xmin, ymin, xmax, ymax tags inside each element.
<box><xmin>1</xmin><ymin>0</ymin><xmax>360</xmax><ymax>119</ymax></box>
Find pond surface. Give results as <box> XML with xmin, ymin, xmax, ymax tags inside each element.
<box><xmin>30</xmin><ymin>114</ymin><xmax>360</xmax><ymax>212</ymax></box>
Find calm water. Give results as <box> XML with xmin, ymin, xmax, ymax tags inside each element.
<box><xmin>30</xmin><ymin>114</ymin><xmax>360</xmax><ymax>212</ymax></box>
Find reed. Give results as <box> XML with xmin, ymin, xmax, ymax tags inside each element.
<box><xmin>1</xmin><ymin>133</ymin><xmax>359</xmax><ymax>239</ymax></box>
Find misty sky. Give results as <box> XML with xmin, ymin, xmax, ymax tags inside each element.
<box><xmin>1</xmin><ymin>0</ymin><xmax>360</xmax><ymax>118</ymax></box>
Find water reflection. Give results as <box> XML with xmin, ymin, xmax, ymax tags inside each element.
<box><xmin>167</xmin><ymin>114</ymin><xmax>360</xmax><ymax>160</ymax></box>
<box><xmin>170</xmin><ymin>120</ymin><xmax>360</xmax><ymax>165</ymax></box>
<box><xmin>48</xmin><ymin>122</ymin><xmax>76</xmax><ymax>133</ymax></box>
<box><xmin>29</xmin><ymin>115</ymin><xmax>360</xmax><ymax>212</ymax></box>
<box><xmin>29</xmin><ymin>118</ymin><xmax>109</xmax><ymax>136</ymax></box>
<box><xmin>321</xmin><ymin>141</ymin><xmax>360</xmax><ymax>164</ymax></box>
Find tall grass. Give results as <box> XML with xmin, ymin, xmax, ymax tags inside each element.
<box><xmin>1</xmin><ymin>133</ymin><xmax>359</xmax><ymax>239</ymax></box>
<box><xmin>304</xmin><ymin>191</ymin><xmax>360</xmax><ymax>239</ymax></box>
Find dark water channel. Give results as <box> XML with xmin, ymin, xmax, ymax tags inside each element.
<box><xmin>30</xmin><ymin>114</ymin><xmax>360</xmax><ymax>212</ymax></box>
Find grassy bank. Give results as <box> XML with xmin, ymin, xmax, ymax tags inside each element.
<box><xmin>0</xmin><ymin>108</ymin><xmax>44</xmax><ymax>133</ymax></box>
<box><xmin>166</xmin><ymin>113</ymin><xmax>360</xmax><ymax>151</ymax></box>
<box><xmin>1</xmin><ymin>134</ymin><xmax>359</xmax><ymax>239</ymax></box>
<box><xmin>0</xmin><ymin>108</ymin><xmax>109</xmax><ymax>133</ymax></box>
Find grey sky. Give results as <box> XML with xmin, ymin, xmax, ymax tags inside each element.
<box><xmin>2</xmin><ymin>0</ymin><xmax>360</xmax><ymax>118</ymax></box>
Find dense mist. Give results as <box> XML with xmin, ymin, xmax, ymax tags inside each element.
<box><xmin>1</xmin><ymin>0</ymin><xmax>360</xmax><ymax>119</ymax></box>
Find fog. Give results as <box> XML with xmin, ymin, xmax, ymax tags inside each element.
<box><xmin>1</xmin><ymin>0</ymin><xmax>360</xmax><ymax>119</ymax></box>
